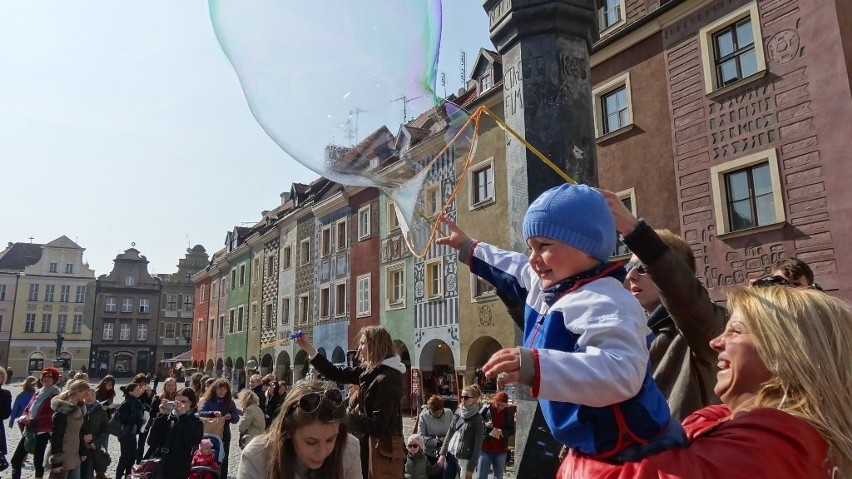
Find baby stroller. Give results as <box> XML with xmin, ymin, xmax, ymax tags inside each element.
<box><xmin>189</xmin><ymin>418</ymin><xmax>226</xmax><ymax>479</ymax></box>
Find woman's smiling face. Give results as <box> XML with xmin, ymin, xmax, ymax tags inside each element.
<box><xmin>709</xmin><ymin>309</ymin><xmax>773</xmax><ymax>413</ymax></box>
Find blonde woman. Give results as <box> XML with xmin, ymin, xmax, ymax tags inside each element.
<box><xmin>47</xmin><ymin>379</ymin><xmax>90</xmax><ymax>479</ymax></box>
<box><xmin>237</xmin><ymin>390</ymin><xmax>265</xmax><ymax>447</ymax></box>
<box><xmin>437</xmin><ymin>385</ymin><xmax>485</xmax><ymax>479</ymax></box>
<box><xmin>567</xmin><ymin>286</ymin><xmax>852</xmax><ymax>478</ymax></box>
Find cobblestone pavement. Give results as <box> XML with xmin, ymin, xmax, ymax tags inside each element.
<box><xmin>3</xmin><ymin>382</ymin><xmax>514</xmax><ymax>479</ymax></box>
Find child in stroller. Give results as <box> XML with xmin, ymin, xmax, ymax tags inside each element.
<box><xmin>188</xmin><ymin>438</ymin><xmax>221</xmax><ymax>479</ymax></box>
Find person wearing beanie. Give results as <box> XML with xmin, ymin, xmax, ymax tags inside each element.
<box><xmin>404</xmin><ymin>433</ymin><xmax>441</xmax><ymax>479</ymax></box>
<box><xmin>436</xmin><ymin>183</ymin><xmax>682</xmax><ymax>466</ymax></box>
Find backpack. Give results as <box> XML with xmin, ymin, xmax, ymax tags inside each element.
<box><xmin>109</xmin><ymin>402</ymin><xmax>127</xmax><ymax>438</ymax></box>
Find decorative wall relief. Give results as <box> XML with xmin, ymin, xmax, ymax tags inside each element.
<box><xmin>767</xmin><ymin>30</ymin><xmax>801</xmax><ymax>65</ymax></box>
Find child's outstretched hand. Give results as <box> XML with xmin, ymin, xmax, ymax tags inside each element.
<box><xmin>434</xmin><ymin>215</ymin><xmax>470</xmax><ymax>250</ymax></box>
<box><xmin>482</xmin><ymin>347</ymin><xmax>522</xmax><ymax>386</ymax></box>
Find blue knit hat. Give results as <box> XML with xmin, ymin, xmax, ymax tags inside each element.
<box><xmin>522</xmin><ymin>184</ymin><xmax>616</xmax><ymax>262</ymax></box>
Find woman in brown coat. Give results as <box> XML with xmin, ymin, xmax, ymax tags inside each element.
<box><xmin>47</xmin><ymin>379</ymin><xmax>90</xmax><ymax>479</ymax></box>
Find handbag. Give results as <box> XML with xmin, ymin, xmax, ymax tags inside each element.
<box><xmin>367</xmin><ymin>435</ymin><xmax>405</xmax><ymax>479</ymax></box>
<box><xmin>201</xmin><ymin>417</ymin><xmax>225</xmax><ymax>438</ymax></box>
<box><xmin>129</xmin><ymin>458</ymin><xmax>164</xmax><ymax>479</ymax></box>
<box><xmin>24</xmin><ymin>430</ymin><xmax>37</xmax><ymax>455</ymax></box>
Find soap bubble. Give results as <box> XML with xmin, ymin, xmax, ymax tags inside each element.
<box><xmin>209</xmin><ymin>0</ymin><xmax>476</xmax><ymax>255</ymax></box>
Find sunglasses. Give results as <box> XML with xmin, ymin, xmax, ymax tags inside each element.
<box><xmin>407</xmin><ymin>444</ymin><xmax>420</xmax><ymax>449</ymax></box>
<box><xmin>460</xmin><ymin>395</ymin><xmax>475</xmax><ymax>400</ymax></box>
<box><xmin>752</xmin><ymin>274</ymin><xmax>824</xmax><ymax>291</ymax></box>
<box><xmin>288</xmin><ymin>388</ymin><xmax>344</xmax><ymax>420</ymax></box>
<box><xmin>625</xmin><ymin>261</ymin><xmax>647</xmax><ymax>276</ymax></box>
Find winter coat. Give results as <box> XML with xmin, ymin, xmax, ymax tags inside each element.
<box><xmin>563</xmin><ymin>406</ymin><xmax>833</xmax><ymax>478</ymax></box>
<box><xmin>23</xmin><ymin>385</ymin><xmax>60</xmax><ymax>433</ymax></box>
<box><xmin>440</xmin><ymin>407</ymin><xmax>485</xmax><ymax>473</ymax></box>
<box><xmin>480</xmin><ymin>403</ymin><xmax>515</xmax><ymax>454</ymax></box>
<box><xmin>81</xmin><ymin>400</ymin><xmax>111</xmax><ymax>472</ymax></box>
<box><xmin>623</xmin><ymin>220</ymin><xmax>727</xmax><ymax>420</ymax></box>
<box><xmin>404</xmin><ymin>451</ymin><xmax>441</xmax><ymax>479</ymax></box>
<box><xmin>146</xmin><ymin>411</ymin><xmax>204</xmax><ymax>479</ymax></box>
<box><xmin>237</xmin><ymin>433</ymin><xmax>363</xmax><ymax>479</ymax></box>
<box><xmin>237</xmin><ymin>404</ymin><xmax>265</xmax><ymax>439</ymax></box>
<box><xmin>415</xmin><ymin>407</ymin><xmax>453</xmax><ymax>457</ymax></box>
<box><xmin>197</xmin><ymin>396</ymin><xmax>240</xmax><ymax>425</ymax></box>
<box><xmin>188</xmin><ymin>450</ymin><xmax>220</xmax><ymax>479</ymax></box>
<box><xmin>48</xmin><ymin>397</ymin><xmax>85</xmax><ymax>471</ymax></box>
<box><xmin>9</xmin><ymin>388</ymin><xmax>33</xmax><ymax>427</ymax></box>
<box><xmin>118</xmin><ymin>395</ymin><xmax>146</xmax><ymax>437</ymax></box>
<box><xmin>0</xmin><ymin>387</ymin><xmax>10</xmax><ymax>454</ymax></box>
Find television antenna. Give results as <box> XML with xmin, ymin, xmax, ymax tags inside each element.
<box><xmin>391</xmin><ymin>95</ymin><xmax>423</xmax><ymax>123</ymax></box>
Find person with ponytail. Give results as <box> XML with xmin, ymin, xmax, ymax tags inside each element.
<box><xmin>47</xmin><ymin>379</ymin><xmax>90</xmax><ymax>479</ymax></box>
<box><xmin>437</xmin><ymin>385</ymin><xmax>485</xmax><ymax>479</ymax></box>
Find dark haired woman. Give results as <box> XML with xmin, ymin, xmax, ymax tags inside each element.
<box><xmin>264</xmin><ymin>381</ymin><xmax>287</xmax><ymax>428</ymax></box>
<box><xmin>146</xmin><ymin>387</ymin><xmax>204</xmax><ymax>479</ymax></box>
<box><xmin>114</xmin><ymin>382</ymin><xmax>145</xmax><ymax>479</ymax></box>
<box><xmin>198</xmin><ymin>379</ymin><xmax>240</xmax><ymax>473</ymax></box>
<box><xmin>237</xmin><ymin>380</ymin><xmax>361</xmax><ymax>479</ymax></box>
<box><xmin>296</xmin><ymin>326</ymin><xmax>406</xmax><ymax>479</ymax></box>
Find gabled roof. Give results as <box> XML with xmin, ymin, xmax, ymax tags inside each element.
<box><xmin>0</xmin><ymin>242</ymin><xmax>43</xmax><ymax>271</ymax></box>
<box><xmin>45</xmin><ymin>235</ymin><xmax>82</xmax><ymax>249</ymax></box>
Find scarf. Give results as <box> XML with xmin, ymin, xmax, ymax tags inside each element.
<box><xmin>28</xmin><ymin>385</ymin><xmax>60</xmax><ymax>419</ymax></box>
<box><xmin>454</xmin><ymin>403</ymin><xmax>480</xmax><ymax>430</ymax></box>
<box><xmin>540</xmin><ymin>261</ymin><xmax>626</xmax><ymax>306</ymax></box>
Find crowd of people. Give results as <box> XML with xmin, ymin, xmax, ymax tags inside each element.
<box><xmin>0</xmin><ymin>185</ymin><xmax>850</xmax><ymax>479</ymax></box>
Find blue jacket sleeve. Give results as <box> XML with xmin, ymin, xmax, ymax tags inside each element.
<box><xmin>460</xmin><ymin>240</ymin><xmax>533</xmax><ymax>310</ymax></box>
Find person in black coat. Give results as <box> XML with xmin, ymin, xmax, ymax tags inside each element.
<box><xmin>296</xmin><ymin>326</ymin><xmax>407</xmax><ymax>479</ymax></box>
<box><xmin>114</xmin><ymin>382</ymin><xmax>146</xmax><ymax>479</ymax></box>
<box><xmin>146</xmin><ymin>387</ymin><xmax>204</xmax><ymax>479</ymax></box>
<box><xmin>0</xmin><ymin>367</ymin><xmax>12</xmax><ymax>471</ymax></box>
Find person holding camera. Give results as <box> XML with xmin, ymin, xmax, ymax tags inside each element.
<box><xmin>146</xmin><ymin>388</ymin><xmax>204</xmax><ymax>479</ymax></box>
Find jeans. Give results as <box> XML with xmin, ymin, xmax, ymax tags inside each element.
<box><xmin>476</xmin><ymin>451</ymin><xmax>507</xmax><ymax>479</ymax></box>
<box><xmin>65</xmin><ymin>466</ymin><xmax>81</xmax><ymax>479</ymax></box>
<box><xmin>442</xmin><ymin>453</ymin><xmax>460</xmax><ymax>479</ymax></box>
<box><xmin>115</xmin><ymin>434</ymin><xmax>137</xmax><ymax>479</ymax></box>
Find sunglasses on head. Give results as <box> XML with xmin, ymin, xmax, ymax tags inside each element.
<box><xmin>751</xmin><ymin>274</ymin><xmax>824</xmax><ymax>291</ymax></box>
<box><xmin>625</xmin><ymin>261</ymin><xmax>647</xmax><ymax>275</ymax></box>
<box><xmin>288</xmin><ymin>388</ymin><xmax>344</xmax><ymax>420</ymax></box>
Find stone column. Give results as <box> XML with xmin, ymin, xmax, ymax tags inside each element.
<box><xmin>482</xmin><ymin>1</ymin><xmax>598</xmax><ymax>477</ymax></box>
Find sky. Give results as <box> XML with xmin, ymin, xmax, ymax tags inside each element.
<box><xmin>0</xmin><ymin>1</ymin><xmax>493</xmax><ymax>276</ymax></box>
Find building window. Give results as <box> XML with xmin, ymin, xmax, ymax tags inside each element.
<box><xmin>470</xmin><ymin>160</ymin><xmax>495</xmax><ymax>208</ymax></box>
<box><xmin>230</xmin><ymin>269</ymin><xmax>237</xmax><ymax>290</ymax></box>
<box><xmin>238</xmin><ymin>306</ymin><xmax>244</xmax><ymax>332</ymax></box>
<box><xmin>137</xmin><ymin>323</ymin><xmax>148</xmax><ymax>341</ymax></box>
<box><xmin>122</xmin><ymin>298</ymin><xmax>133</xmax><ymax>313</ymax></box>
<box><xmin>0</xmin><ymin>284</ymin><xmax>5</xmax><ymax>301</ymax></box>
<box><xmin>699</xmin><ymin>3</ymin><xmax>766</xmax><ymax>94</ymax></box>
<box><xmin>425</xmin><ymin>259</ymin><xmax>443</xmax><ymax>300</ymax></box>
<box><xmin>75</xmin><ymin>285</ymin><xmax>86</xmax><ymax>303</ymax></box>
<box><xmin>65</xmin><ymin>263</ymin><xmax>74</xmax><ymax>274</ymax></box>
<box><xmin>49</xmin><ymin>262</ymin><xmax>58</xmax><ymax>273</ymax></box>
<box><xmin>425</xmin><ymin>184</ymin><xmax>442</xmax><ymax>217</ymax></box>
<box><xmin>219</xmin><ymin>315</ymin><xmax>225</xmax><ymax>338</ymax></box>
<box><xmin>57</xmin><ymin>314</ymin><xmax>67</xmax><ymax>333</ymax></box>
<box><xmin>281</xmin><ymin>297</ymin><xmax>291</xmax><ymax>326</ymax></box>
<box><xmin>181</xmin><ymin>323</ymin><xmax>191</xmax><ymax>340</ymax></box>
<box><xmin>265</xmin><ymin>303</ymin><xmax>273</xmax><ymax>329</ymax></box>
<box><xmin>387</xmin><ymin>263</ymin><xmax>405</xmax><ymax>308</ymax></box>
<box><xmin>25</xmin><ymin>313</ymin><xmax>36</xmax><ymax>333</ymax></box>
<box><xmin>387</xmin><ymin>202</ymin><xmax>401</xmax><ymax>231</ymax></box>
<box><xmin>282</xmin><ymin>246</ymin><xmax>293</xmax><ymax>269</ymax></box>
<box><xmin>103</xmin><ymin>323</ymin><xmax>113</xmax><ymax>340</ymax></box>
<box><xmin>105</xmin><ymin>297</ymin><xmax>117</xmax><ymax>312</ymax></box>
<box><xmin>44</xmin><ymin>285</ymin><xmax>55</xmax><ymax>302</ymax></box>
<box><xmin>124</xmin><ymin>276</ymin><xmax>135</xmax><ymax>287</ymax></box>
<box><xmin>72</xmin><ymin>314</ymin><xmax>82</xmax><ymax>334</ymax></box>
<box><xmin>592</xmin><ymin>72</ymin><xmax>633</xmax><ymax>139</ymax></box>
<box><xmin>319</xmin><ymin>287</ymin><xmax>331</xmax><ymax>319</ymax></box>
<box><xmin>300</xmin><ymin>239</ymin><xmax>311</xmax><ymax>265</ymax></box>
<box><xmin>598</xmin><ymin>0</ymin><xmax>625</xmax><ymax>32</ymax></box>
<box><xmin>198</xmin><ymin>319</ymin><xmax>204</xmax><ymax>340</ymax></box>
<box><xmin>139</xmin><ymin>298</ymin><xmax>150</xmax><ymax>313</ymax></box>
<box><xmin>165</xmin><ymin>322</ymin><xmax>176</xmax><ymax>339</ymax></box>
<box><xmin>120</xmin><ymin>322</ymin><xmax>131</xmax><ymax>341</ymax></box>
<box><xmin>167</xmin><ymin>294</ymin><xmax>177</xmax><ymax>311</ymax></box>
<box><xmin>480</xmin><ymin>73</ymin><xmax>492</xmax><ymax>93</ymax></box>
<box><xmin>59</xmin><ymin>285</ymin><xmax>70</xmax><ymax>302</ymax></box>
<box><xmin>358</xmin><ymin>205</ymin><xmax>371</xmax><ymax>240</ymax></box>
<box><xmin>710</xmin><ymin>148</ymin><xmax>785</xmax><ymax>235</ymax></box>
<box><xmin>472</xmin><ymin>276</ymin><xmax>496</xmax><ymax>300</ymax></box>
<box><xmin>298</xmin><ymin>294</ymin><xmax>310</xmax><ymax>325</ymax></box>
<box><xmin>321</xmin><ymin>226</ymin><xmax>332</xmax><ymax>257</ymax></box>
<box><xmin>211</xmin><ymin>280</ymin><xmax>219</xmax><ymax>299</ymax></box>
<box><xmin>335</xmin><ymin>282</ymin><xmax>347</xmax><ymax>316</ymax></box>
<box><xmin>184</xmin><ymin>295</ymin><xmax>193</xmax><ymax>311</ymax></box>
<box><xmin>41</xmin><ymin>314</ymin><xmax>52</xmax><ymax>333</ymax></box>
<box><xmin>253</xmin><ymin>257</ymin><xmax>260</xmax><ymax>282</ymax></box>
<box><xmin>28</xmin><ymin>283</ymin><xmax>39</xmax><ymax>301</ymax></box>
<box><xmin>356</xmin><ymin>274</ymin><xmax>371</xmax><ymax>317</ymax></box>
<box><xmin>239</xmin><ymin>264</ymin><xmax>246</xmax><ymax>286</ymax></box>
<box><xmin>336</xmin><ymin>219</ymin><xmax>348</xmax><ymax>250</ymax></box>
<box><xmin>267</xmin><ymin>256</ymin><xmax>275</xmax><ymax>277</ymax></box>
<box><xmin>612</xmin><ymin>188</ymin><xmax>637</xmax><ymax>257</ymax></box>
<box><xmin>229</xmin><ymin>310</ymin><xmax>235</xmax><ymax>334</ymax></box>
<box><xmin>251</xmin><ymin>303</ymin><xmax>258</xmax><ymax>330</ymax></box>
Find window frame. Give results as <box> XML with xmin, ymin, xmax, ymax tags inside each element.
<box><xmin>710</xmin><ymin>148</ymin><xmax>785</xmax><ymax>236</ymax></box>
<box><xmin>356</xmin><ymin>274</ymin><xmax>371</xmax><ymax>318</ymax></box>
<box><xmin>386</xmin><ymin>262</ymin><xmax>406</xmax><ymax>309</ymax></box>
<box><xmin>334</xmin><ymin>281</ymin><xmax>347</xmax><ymax>316</ymax></box>
<box><xmin>611</xmin><ymin>188</ymin><xmax>637</xmax><ymax>258</ymax></box>
<box><xmin>299</xmin><ymin>239</ymin><xmax>311</xmax><ymax>265</ymax></box>
<box><xmin>59</xmin><ymin>285</ymin><xmax>70</xmax><ymax>302</ymax></box>
<box><xmin>102</xmin><ymin>322</ymin><xmax>114</xmax><ymax>340</ymax></box>
<box><xmin>336</xmin><ymin>218</ymin><xmax>348</xmax><ymax>250</ymax></box>
<box><xmin>137</xmin><ymin>322</ymin><xmax>148</xmax><ymax>341</ymax></box>
<box><xmin>358</xmin><ymin>205</ymin><xmax>372</xmax><ymax>240</ymax></box>
<box><xmin>41</xmin><ymin>314</ymin><xmax>52</xmax><ymax>333</ymax></box>
<box><xmin>75</xmin><ymin>285</ymin><xmax>86</xmax><ymax>303</ymax></box>
<box><xmin>298</xmin><ymin>294</ymin><xmax>310</xmax><ymax>325</ymax></box>
<box><xmin>425</xmin><ymin>258</ymin><xmax>444</xmax><ymax>300</ymax></box>
<box><xmin>122</xmin><ymin>298</ymin><xmax>133</xmax><ymax>313</ymax></box>
<box><xmin>471</xmin><ymin>276</ymin><xmax>497</xmax><ymax>302</ymax></box>
<box><xmin>699</xmin><ymin>2</ymin><xmax>767</xmax><ymax>96</ymax></box>
<box><xmin>319</xmin><ymin>286</ymin><xmax>331</xmax><ymax>319</ymax></box>
<box><xmin>282</xmin><ymin>246</ymin><xmax>293</xmax><ymax>269</ymax></box>
<box><xmin>469</xmin><ymin>158</ymin><xmax>496</xmax><ymax>209</ymax></box>
<box><xmin>425</xmin><ymin>184</ymin><xmax>442</xmax><ymax>217</ymax></box>
<box><xmin>281</xmin><ymin>296</ymin><xmax>291</xmax><ymax>326</ymax></box>
<box><xmin>387</xmin><ymin>201</ymin><xmax>401</xmax><ymax>231</ymax></box>
<box><xmin>44</xmin><ymin>284</ymin><xmax>55</xmax><ymax>302</ymax></box>
<box><xmin>119</xmin><ymin>322</ymin><xmax>131</xmax><ymax>341</ymax></box>
<box><xmin>321</xmin><ymin>225</ymin><xmax>332</xmax><ymax>257</ymax></box>
<box><xmin>105</xmin><ymin>297</ymin><xmax>117</xmax><ymax>312</ymax></box>
<box><xmin>597</xmin><ymin>0</ymin><xmax>626</xmax><ymax>34</ymax></box>
<box><xmin>592</xmin><ymin>72</ymin><xmax>634</xmax><ymax>140</ymax></box>
<box><xmin>72</xmin><ymin>314</ymin><xmax>82</xmax><ymax>334</ymax></box>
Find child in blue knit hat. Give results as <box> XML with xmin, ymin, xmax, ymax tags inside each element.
<box><xmin>437</xmin><ymin>183</ymin><xmax>684</xmax><ymax>465</ymax></box>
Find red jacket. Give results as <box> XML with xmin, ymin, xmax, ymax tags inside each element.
<box><xmin>22</xmin><ymin>388</ymin><xmax>59</xmax><ymax>433</ymax></box>
<box><xmin>561</xmin><ymin>406</ymin><xmax>835</xmax><ymax>479</ymax></box>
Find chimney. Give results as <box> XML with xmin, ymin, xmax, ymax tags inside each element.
<box><xmin>280</xmin><ymin>192</ymin><xmax>291</xmax><ymax>205</ymax></box>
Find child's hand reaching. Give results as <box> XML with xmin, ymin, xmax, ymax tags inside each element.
<box><xmin>434</xmin><ymin>215</ymin><xmax>470</xmax><ymax>250</ymax></box>
<box><xmin>482</xmin><ymin>347</ymin><xmax>522</xmax><ymax>386</ymax></box>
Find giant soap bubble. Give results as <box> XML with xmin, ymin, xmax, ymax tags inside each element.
<box><xmin>209</xmin><ymin>0</ymin><xmax>477</xmax><ymax>256</ymax></box>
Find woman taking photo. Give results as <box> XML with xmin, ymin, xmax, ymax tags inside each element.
<box><xmin>146</xmin><ymin>387</ymin><xmax>204</xmax><ymax>479</ymax></box>
<box><xmin>47</xmin><ymin>379</ymin><xmax>90</xmax><ymax>479</ymax></box>
<box><xmin>237</xmin><ymin>390</ymin><xmax>265</xmax><ymax>447</ymax></box>
<box><xmin>237</xmin><ymin>380</ymin><xmax>362</xmax><ymax>479</ymax></box>
<box><xmin>437</xmin><ymin>385</ymin><xmax>485</xmax><ymax>479</ymax></box>
<box><xmin>566</xmin><ymin>286</ymin><xmax>852</xmax><ymax>478</ymax></box>
<box><xmin>198</xmin><ymin>379</ymin><xmax>240</xmax><ymax>473</ymax></box>
<box><xmin>296</xmin><ymin>326</ymin><xmax>406</xmax><ymax>479</ymax></box>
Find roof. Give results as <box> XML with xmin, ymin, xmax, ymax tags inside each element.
<box><xmin>0</xmin><ymin>242</ymin><xmax>44</xmax><ymax>271</ymax></box>
<box><xmin>160</xmin><ymin>350</ymin><xmax>192</xmax><ymax>363</ymax></box>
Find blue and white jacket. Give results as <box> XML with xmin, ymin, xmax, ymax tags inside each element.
<box><xmin>462</xmin><ymin>240</ymin><xmax>672</xmax><ymax>457</ymax></box>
